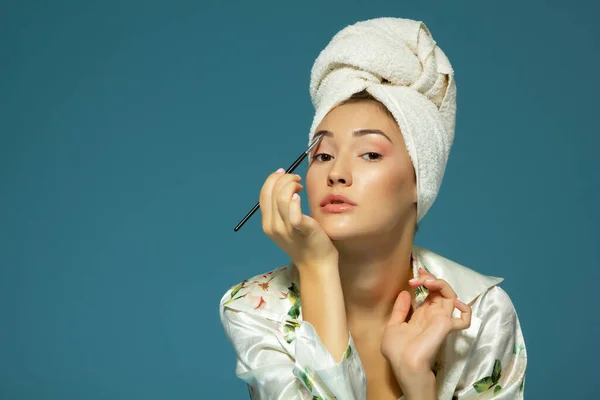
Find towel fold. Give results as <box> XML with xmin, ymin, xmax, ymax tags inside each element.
<box><xmin>308</xmin><ymin>17</ymin><xmax>457</xmax><ymax>222</ymax></box>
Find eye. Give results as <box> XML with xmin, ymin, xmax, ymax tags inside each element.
<box><xmin>313</xmin><ymin>153</ymin><xmax>333</xmax><ymax>162</ymax></box>
<box><xmin>362</xmin><ymin>152</ymin><xmax>382</xmax><ymax>161</ymax></box>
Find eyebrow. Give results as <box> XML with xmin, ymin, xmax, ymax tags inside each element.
<box><xmin>313</xmin><ymin>129</ymin><xmax>393</xmax><ymax>143</ymax></box>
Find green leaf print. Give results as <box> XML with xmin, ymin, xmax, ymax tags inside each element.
<box><xmin>494</xmin><ymin>385</ymin><xmax>502</xmax><ymax>395</ymax></box>
<box><xmin>288</xmin><ymin>300</ymin><xmax>301</xmax><ymax>319</ymax></box>
<box><xmin>513</xmin><ymin>343</ymin><xmax>525</xmax><ymax>356</ymax></box>
<box><xmin>344</xmin><ymin>344</ymin><xmax>352</xmax><ymax>360</ymax></box>
<box><xmin>224</xmin><ymin>281</ymin><xmax>247</xmax><ymax>305</ymax></box>
<box><xmin>520</xmin><ymin>375</ymin><xmax>525</xmax><ymax>392</ymax></box>
<box><xmin>294</xmin><ymin>365</ymin><xmax>337</xmax><ymax>399</ymax></box>
<box><xmin>286</xmin><ymin>283</ymin><xmax>302</xmax><ymax>319</ymax></box>
<box><xmin>283</xmin><ymin>321</ymin><xmax>301</xmax><ymax>344</ymax></box>
<box><xmin>415</xmin><ymin>285</ymin><xmax>427</xmax><ymax>299</ymax></box>
<box><xmin>473</xmin><ymin>376</ymin><xmax>495</xmax><ymax>393</ymax></box>
<box><xmin>288</xmin><ymin>283</ymin><xmax>300</xmax><ymax>301</ymax></box>
<box><xmin>298</xmin><ymin>369</ymin><xmax>314</xmax><ymax>391</ymax></box>
<box><xmin>491</xmin><ymin>359</ymin><xmax>502</xmax><ymax>383</ymax></box>
<box><xmin>282</xmin><ymin>284</ymin><xmax>303</xmax><ymax>344</ymax></box>
<box><xmin>283</xmin><ymin>324</ymin><xmax>296</xmax><ymax>344</ymax></box>
<box><xmin>472</xmin><ymin>359</ymin><xmax>503</xmax><ymax>394</ymax></box>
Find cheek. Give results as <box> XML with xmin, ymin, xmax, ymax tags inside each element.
<box><xmin>305</xmin><ymin>170</ymin><xmax>320</xmax><ymax>206</ymax></box>
<box><xmin>390</xmin><ymin>165</ymin><xmax>415</xmax><ymax>195</ymax></box>
<box><xmin>358</xmin><ymin>165</ymin><xmax>413</xmax><ymax>200</ymax></box>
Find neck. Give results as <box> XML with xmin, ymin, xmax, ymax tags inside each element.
<box><xmin>335</xmin><ymin>223</ymin><xmax>416</xmax><ymax>333</ymax></box>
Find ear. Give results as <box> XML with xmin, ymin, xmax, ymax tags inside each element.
<box><xmin>412</xmin><ymin>180</ymin><xmax>418</xmax><ymax>204</ymax></box>
<box><xmin>411</xmin><ymin>167</ymin><xmax>418</xmax><ymax>204</ymax></box>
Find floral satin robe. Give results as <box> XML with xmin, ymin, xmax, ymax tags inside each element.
<box><xmin>219</xmin><ymin>246</ymin><xmax>527</xmax><ymax>399</ymax></box>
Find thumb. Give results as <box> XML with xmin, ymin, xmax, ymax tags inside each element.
<box><xmin>292</xmin><ymin>213</ymin><xmax>321</xmax><ymax>237</ymax></box>
<box><xmin>387</xmin><ymin>291</ymin><xmax>411</xmax><ymax>327</ymax></box>
<box><xmin>289</xmin><ymin>194</ymin><xmax>317</xmax><ymax>236</ymax></box>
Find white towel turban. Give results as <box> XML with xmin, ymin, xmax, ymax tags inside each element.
<box><xmin>308</xmin><ymin>17</ymin><xmax>456</xmax><ymax>223</ymax></box>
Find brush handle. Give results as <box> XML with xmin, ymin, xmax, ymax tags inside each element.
<box><xmin>233</xmin><ymin>152</ymin><xmax>308</xmax><ymax>232</ymax></box>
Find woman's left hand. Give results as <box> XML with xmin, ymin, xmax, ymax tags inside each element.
<box><xmin>381</xmin><ymin>268</ymin><xmax>472</xmax><ymax>389</ymax></box>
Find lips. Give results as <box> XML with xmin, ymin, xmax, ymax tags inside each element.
<box><xmin>320</xmin><ymin>194</ymin><xmax>357</xmax><ymax>213</ymax></box>
<box><xmin>320</xmin><ymin>193</ymin><xmax>356</xmax><ymax>207</ymax></box>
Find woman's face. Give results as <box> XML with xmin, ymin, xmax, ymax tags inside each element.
<box><xmin>306</xmin><ymin>100</ymin><xmax>416</xmax><ymax>241</ymax></box>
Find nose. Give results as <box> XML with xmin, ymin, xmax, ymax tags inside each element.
<box><xmin>327</xmin><ymin>161</ymin><xmax>352</xmax><ymax>187</ymax></box>
<box><xmin>328</xmin><ymin>175</ymin><xmax>347</xmax><ymax>185</ymax></box>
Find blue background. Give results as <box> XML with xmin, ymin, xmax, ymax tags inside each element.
<box><xmin>1</xmin><ymin>0</ymin><xmax>598</xmax><ymax>398</ymax></box>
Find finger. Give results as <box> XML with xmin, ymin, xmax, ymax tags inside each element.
<box><xmin>417</xmin><ymin>268</ymin><xmax>436</xmax><ymax>279</ymax></box>
<box><xmin>271</xmin><ymin>174</ymin><xmax>301</xmax><ymax>233</ymax></box>
<box><xmin>277</xmin><ymin>178</ymin><xmax>303</xmax><ymax>231</ymax></box>
<box><xmin>407</xmin><ymin>268</ymin><xmax>437</xmax><ymax>286</ymax></box>
<box><xmin>410</xmin><ymin>275</ymin><xmax>454</xmax><ymax>308</ymax></box>
<box><xmin>451</xmin><ymin>298</ymin><xmax>472</xmax><ymax>331</ymax></box>
<box><xmin>259</xmin><ymin>168</ymin><xmax>286</xmax><ymax>233</ymax></box>
<box><xmin>419</xmin><ymin>279</ymin><xmax>457</xmax><ymax>300</ymax></box>
<box><xmin>288</xmin><ymin>192</ymin><xmax>303</xmax><ymax>228</ymax></box>
<box><xmin>422</xmin><ymin>279</ymin><xmax>458</xmax><ymax>314</ymax></box>
<box><xmin>387</xmin><ymin>291</ymin><xmax>411</xmax><ymax>327</ymax></box>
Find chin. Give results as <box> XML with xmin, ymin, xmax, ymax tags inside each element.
<box><xmin>324</xmin><ymin>228</ymin><xmax>357</xmax><ymax>241</ymax></box>
<box><xmin>319</xmin><ymin>217</ymin><xmax>378</xmax><ymax>241</ymax></box>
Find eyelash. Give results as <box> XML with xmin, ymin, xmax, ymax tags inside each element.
<box><xmin>312</xmin><ymin>152</ymin><xmax>383</xmax><ymax>162</ymax></box>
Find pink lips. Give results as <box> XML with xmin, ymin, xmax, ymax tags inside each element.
<box><xmin>320</xmin><ymin>193</ymin><xmax>356</xmax><ymax>213</ymax></box>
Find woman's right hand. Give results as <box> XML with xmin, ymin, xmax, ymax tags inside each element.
<box><xmin>259</xmin><ymin>168</ymin><xmax>338</xmax><ymax>271</ymax></box>
<box><xmin>261</xmin><ymin>169</ymin><xmax>348</xmax><ymax>362</ymax></box>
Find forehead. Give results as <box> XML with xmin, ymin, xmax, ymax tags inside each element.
<box><xmin>316</xmin><ymin>100</ymin><xmax>401</xmax><ymax>139</ymax></box>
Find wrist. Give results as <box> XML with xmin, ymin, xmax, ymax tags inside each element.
<box><xmin>296</xmin><ymin>259</ymin><xmax>347</xmax><ymax>361</ymax></box>
<box><xmin>295</xmin><ymin>258</ymin><xmax>339</xmax><ymax>280</ymax></box>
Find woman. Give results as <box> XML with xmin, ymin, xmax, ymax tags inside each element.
<box><xmin>219</xmin><ymin>18</ymin><xmax>527</xmax><ymax>400</ymax></box>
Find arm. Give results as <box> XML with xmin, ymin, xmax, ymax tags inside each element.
<box><xmin>220</xmin><ymin>288</ymin><xmax>366</xmax><ymax>400</ymax></box>
<box><xmin>224</xmin><ymin>170</ymin><xmax>365</xmax><ymax>398</ymax></box>
<box><xmin>298</xmin><ymin>260</ymin><xmax>349</xmax><ymax>363</ymax></box>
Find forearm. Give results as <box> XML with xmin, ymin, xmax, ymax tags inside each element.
<box><xmin>298</xmin><ymin>261</ymin><xmax>349</xmax><ymax>362</ymax></box>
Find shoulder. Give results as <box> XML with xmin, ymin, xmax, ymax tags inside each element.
<box><xmin>472</xmin><ymin>285</ymin><xmax>521</xmax><ymax>323</ymax></box>
<box><xmin>219</xmin><ymin>263</ymin><xmax>300</xmax><ymax>323</ymax></box>
<box><xmin>465</xmin><ymin>286</ymin><xmax>528</xmax><ymax>384</ymax></box>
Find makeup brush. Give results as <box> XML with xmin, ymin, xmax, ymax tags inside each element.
<box><xmin>234</xmin><ymin>134</ymin><xmax>324</xmax><ymax>232</ymax></box>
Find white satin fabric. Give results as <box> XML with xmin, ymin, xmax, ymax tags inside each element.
<box><xmin>219</xmin><ymin>246</ymin><xmax>527</xmax><ymax>399</ymax></box>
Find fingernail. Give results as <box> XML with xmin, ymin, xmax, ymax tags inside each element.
<box><xmin>408</xmin><ymin>278</ymin><xmax>419</xmax><ymax>283</ymax></box>
<box><xmin>425</xmin><ymin>279</ymin><xmax>435</xmax><ymax>283</ymax></box>
<box><xmin>276</xmin><ymin>168</ymin><xmax>285</xmax><ymax>173</ymax></box>
<box><xmin>292</xmin><ymin>193</ymin><xmax>299</xmax><ymax>200</ymax></box>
